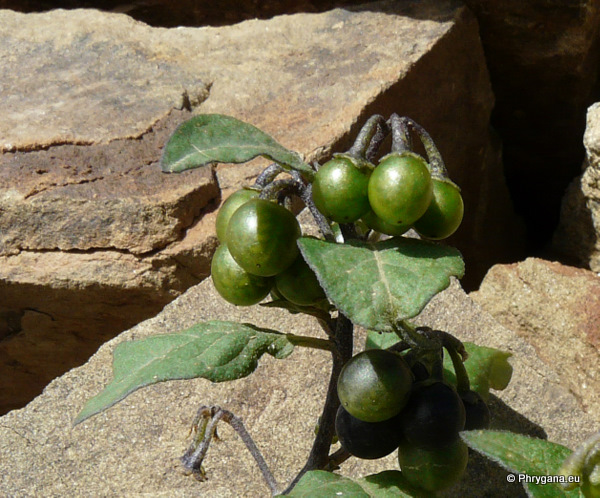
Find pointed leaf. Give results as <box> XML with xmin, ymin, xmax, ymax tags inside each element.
<box><xmin>160</xmin><ymin>114</ymin><xmax>313</xmax><ymax>176</ymax></box>
<box><xmin>443</xmin><ymin>343</ymin><xmax>513</xmax><ymax>399</ymax></box>
<box><xmin>74</xmin><ymin>321</ymin><xmax>293</xmax><ymax>424</ymax></box>
<box><xmin>298</xmin><ymin>237</ymin><xmax>464</xmax><ymax>332</ymax></box>
<box><xmin>462</xmin><ymin>430</ymin><xmax>583</xmax><ymax>497</ymax></box>
<box><xmin>283</xmin><ymin>470</ymin><xmax>428</xmax><ymax>497</ymax></box>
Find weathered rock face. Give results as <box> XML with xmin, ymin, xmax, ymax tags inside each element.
<box><xmin>0</xmin><ymin>2</ymin><xmax>522</xmax><ymax>413</ymax></box>
<box><xmin>0</xmin><ymin>274</ymin><xmax>597</xmax><ymax>496</ymax></box>
<box><xmin>554</xmin><ymin>103</ymin><xmax>600</xmax><ymax>270</ymax></box>
<box><xmin>1</xmin><ymin>0</ymin><xmax>368</xmax><ymax>27</ymax></box>
<box><xmin>471</xmin><ymin>258</ymin><xmax>600</xmax><ymax>422</ymax></box>
<box><xmin>464</xmin><ymin>0</ymin><xmax>600</xmax><ymax>247</ymax></box>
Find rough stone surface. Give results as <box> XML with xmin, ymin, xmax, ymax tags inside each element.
<box><xmin>0</xmin><ymin>0</ymin><xmax>370</xmax><ymax>27</ymax></box>
<box><xmin>554</xmin><ymin>103</ymin><xmax>600</xmax><ymax>271</ymax></box>
<box><xmin>471</xmin><ymin>258</ymin><xmax>600</xmax><ymax>422</ymax></box>
<box><xmin>0</xmin><ymin>113</ymin><xmax>217</xmax><ymax>255</ymax></box>
<box><xmin>0</xmin><ymin>273</ymin><xmax>597</xmax><ymax>497</ymax></box>
<box><xmin>0</xmin><ymin>2</ymin><xmax>523</xmax><ymax>413</ymax></box>
<box><xmin>464</xmin><ymin>0</ymin><xmax>600</xmax><ymax>246</ymax></box>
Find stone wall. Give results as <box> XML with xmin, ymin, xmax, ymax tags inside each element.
<box><xmin>0</xmin><ymin>1</ymin><xmax>521</xmax><ymax>412</ymax></box>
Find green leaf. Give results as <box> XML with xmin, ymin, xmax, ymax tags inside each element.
<box><xmin>260</xmin><ymin>299</ymin><xmax>333</xmax><ymax>322</ymax></box>
<box><xmin>160</xmin><ymin>114</ymin><xmax>313</xmax><ymax>176</ymax></box>
<box><xmin>365</xmin><ymin>329</ymin><xmax>403</xmax><ymax>350</ymax></box>
<box><xmin>298</xmin><ymin>237</ymin><xmax>464</xmax><ymax>332</ymax></box>
<box><xmin>74</xmin><ymin>321</ymin><xmax>294</xmax><ymax>425</ymax></box>
<box><xmin>443</xmin><ymin>343</ymin><xmax>513</xmax><ymax>399</ymax></box>
<box><xmin>283</xmin><ymin>470</ymin><xmax>430</xmax><ymax>497</ymax></box>
<box><xmin>462</xmin><ymin>430</ymin><xmax>583</xmax><ymax>497</ymax></box>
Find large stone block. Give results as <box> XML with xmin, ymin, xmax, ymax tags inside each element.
<box><xmin>0</xmin><ymin>273</ymin><xmax>596</xmax><ymax>496</ymax></box>
<box><xmin>554</xmin><ymin>103</ymin><xmax>600</xmax><ymax>270</ymax></box>
<box><xmin>471</xmin><ymin>258</ymin><xmax>600</xmax><ymax>422</ymax></box>
<box><xmin>464</xmin><ymin>0</ymin><xmax>600</xmax><ymax>245</ymax></box>
<box><xmin>0</xmin><ymin>1</ymin><xmax>522</xmax><ymax>413</ymax></box>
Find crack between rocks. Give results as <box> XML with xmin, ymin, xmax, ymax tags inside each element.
<box><xmin>23</xmin><ymin>175</ymin><xmax>107</xmax><ymax>200</ymax></box>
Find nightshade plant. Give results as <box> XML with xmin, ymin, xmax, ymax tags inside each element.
<box><xmin>75</xmin><ymin>114</ymin><xmax>599</xmax><ymax>497</ymax></box>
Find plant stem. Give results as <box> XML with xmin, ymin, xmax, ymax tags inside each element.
<box><xmin>300</xmin><ymin>183</ymin><xmax>336</xmax><ymax>242</ymax></box>
<box><xmin>446</xmin><ymin>344</ymin><xmax>470</xmax><ymax>394</ymax></box>
<box><xmin>394</xmin><ymin>320</ymin><xmax>430</xmax><ymax>350</ymax></box>
<box><xmin>181</xmin><ymin>406</ymin><xmax>280</xmax><ymax>494</ymax></box>
<box><xmin>389</xmin><ymin>113</ymin><xmax>411</xmax><ymax>153</ymax></box>
<box><xmin>326</xmin><ymin>447</ymin><xmax>351</xmax><ymax>470</ymax></box>
<box><xmin>402</xmin><ymin>117</ymin><xmax>450</xmax><ymax>181</ymax></box>
<box><xmin>282</xmin><ymin>314</ymin><xmax>354</xmax><ymax>494</ymax></box>
<box><xmin>346</xmin><ymin>114</ymin><xmax>389</xmax><ymax>161</ymax></box>
<box><xmin>258</xmin><ymin>179</ymin><xmax>304</xmax><ymax>202</ymax></box>
<box><xmin>286</xmin><ymin>334</ymin><xmax>335</xmax><ymax>352</ymax></box>
<box><xmin>254</xmin><ymin>163</ymin><xmax>285</xmax><ymax>188</ymax></box>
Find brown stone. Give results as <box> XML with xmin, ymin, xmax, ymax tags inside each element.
<box><xmin>0</xmin><ymin>1</ymin><xmax>522</xmax><ymax>413</ymax></box>
<box><xmin>464</xmin><ymin>0</ymin><xmax>600</xmax><ymax>245</ymax></box>
<box><xmin>554</xmin><ymin>103</ymin><xmax>600</xmax><ymax>270</ymax></box>
<box><xmin>0</xmin><ymin>0</ymin><xmax>370</xmax><ymax>28</ymax></box>
<box><xmin>471</xmin><ymin>258</ymin><xmax>600</xmax><ymax>421</ymax></box>
<box><xmin>0</xmin><ymin>273</ymin><xmax>596</xmax><ymax>496</ymax></box>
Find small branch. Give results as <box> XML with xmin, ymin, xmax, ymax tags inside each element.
<box><xmin>388</xmin><ymin>114</ymin><xmax>411</xmax><ymax>153</ymax></box>
<box><xmin>226</xmin><ymin>412</ymin><xmax>280</xmax><ymax>494</ymax></box>
<box><xmin>300</xmin><ymin>183</ymin><xmax>336</xmax><ymax>242</ymax></box>
<box><xmin>316</xmin><ymin>317</ymin><xmax>336</xmax><ymax>339</ymax></box>
<box><xmin>401</xmin><ymin>117</ymin><xmax>451</xmax><ymax>182</ymax></box>
<box><xmin>286</xmin><ymin>333</ymin><xmax>335</xmax><ymax>352</ymax></box>
<box><xmin>394</xmin><ymin>320</ymin><xmax>430</xmax><ymax>350</ymax></box>
<box><xmin>346</xmin><ymin>114</ymin><xmax>390</xmax><ymax>161</ymax></box>
<box><xmin>181</xmin><ymin>405</ymin><xmax>279</xmax><ymax>495</ymax></box>
<box><xmin>254</xmin><ymin>163</ymin><xmax>285</xmax><ymax>188</ymax></box>
<box><xmin>282</xmin><ymin>314</ymin><xmax>354</xmax><ymax>494</ymax></box>
<box><xmin>365</xmin><ymin>119</ymin><xmax>390</xmax><ymax>163</ymax></box>
<box><xmin>259</xmin><ymin>179</ymin><xmax>304</xmax><ymax>202</ymax></box>
<box><xmin>445</xmin><ymin>343</ymin><xmax>470</xmax><ymax>394</ymax></box>
<box><xmin>325</xmin><ymin>447</ymin><xmax>351</xmax><ymax>471</ymax></box>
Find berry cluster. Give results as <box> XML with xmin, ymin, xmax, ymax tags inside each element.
<box><xmin>335</xmin><ymin>349</ymin><xmax>490</xmax><ymax>492</ymax></box>
<box><xmin>211</xmin><ymin>189</ymin><xmax>326</xmax><ymax>307</ymax></box>
<box><xmin>209</xmin><ymin>114</ymin><xmax>477</xmax><ymax>491</ymax></box>
<box><xmin>312</xmin><ymin>151</ymin><xmax>464</xmax><ymax>240</ymax></box>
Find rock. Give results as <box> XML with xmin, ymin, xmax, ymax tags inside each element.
<box><xmin>554</xmin><ymin>103</ymin><xmax>600</xmax><ymax>270</ymax></box>
<box><xmin>0</xmin><ymin>271</ymin><xmax>597</xmax><ymax>496</ymax></box>
<box><xmin>0</xmin><ymin>1</ymin><xmax>522</xmax><ymax>413</ymax></box>
<box><xmin>2</xmin><ymin>0</ymin><xmax>371</xmax><ymax>28</ymax></box>
<box><xmin>463</xmin><ymin>0</ymin><xmax>600</xmax><ymax>246</ymax></box>
<box><xmin>470</xmin><ymin>258</ymin><xmax>600</xmax><ymax>422</ymax></box>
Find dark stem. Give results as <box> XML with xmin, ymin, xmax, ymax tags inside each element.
<box><xmin>181</xmin><ymin>406</ymin><xmax>280</xmax><ymax>495</ymax></box>
<box><xmin>226</xmin><ymin>411</ymin><xmax>280</xmax><ymax>494</ymax></box>
<box><xmin>282</xmin><ymin>314</ymin><xmax>354</xmax><ymax>494</ymax></box>
<box><xmin>389</xmin><ymin>113</ymin><xmax>411</xmax><ymax>153</ymax></box>
<box><xmin>254</xmin><ymin>163</ymin><xmax>285</xmax><ymax>188</ymax></box>
<box><xmin>402</xmin><ymin>117</ymin><xmax>449</xmax><ymax>180</ymax></box>
<box><xmin>300</xmin><ymin>183</ymin><xmax>337</xmax><ymax>242</ymax></box>
<box><xmin>445</xmin><ymin>344</ymin><xmax>471</xmax><ymax>394</ymax></box>
<box><xmin>325</xmin><ymin>447</ymin><xmax>351</xmax><ymax>471</ymax></box>
<box><xmin>346</xmin><ymin>114</ymin><xmax>390</xmax><ymax>161</ymax></box>
<box><xmin>258</xmin><ymin>179</ymin><xmax>304</xmax><ymax>202</ymax></box>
